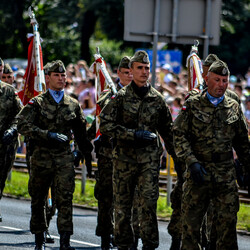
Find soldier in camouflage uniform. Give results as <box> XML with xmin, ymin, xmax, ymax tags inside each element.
<box><xmin>99</xmin><ymin>50</ymin><xmax>177</xmax><ymax>250</ymax></box>
<box><xmin>87</xmin><ymin>56</ymin><xmax>134</xmax><ymax>249</ymax></box>
<box><xmin>173</xmin><ymin>60</ymin><xmax>250</xmax><ymax>250</ymax></box>
<box><xmin>168</xmin><ymin>54</ymin><xmax>242</xmax><ymax>250</ymax></box>
<box><xmin>0</xmin><ymin>58</ymin><xmax>22</xmax><ymax>222</ymax></box>
<box><xmin>17</xmin><ymin>60</ymin><xmax>92</xmax><ymax>250</ymax></box>
<box><xmin>1</xmin><ymin>63</ymin><xmax>15</xmax><ymax>86</ymax></box>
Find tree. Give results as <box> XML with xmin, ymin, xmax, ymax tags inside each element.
<box><xmin>211</xmin><ymin>0</ymin><xmax>250</xmax><ymax>76</ymax></box>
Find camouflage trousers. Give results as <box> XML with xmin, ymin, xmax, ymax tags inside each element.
<box><xmin>0</xmin><ymin>141</ymin><xmax>18</xmax><ymax>198</ymax></box>
<box><xmin>181</xmin><ymin>176</ymin><xmax>239</xmax><ymax>250</ymax></box>
<box><xmin>28</xmin><ymin>154</ymin><xmax>75</xmax><ymax>235</ymax></box>
<box><xmin>167</xmin><ymin>179</ymin><xmax>183</xmax><ymax>239</ymax></box>
<box><xmin>94</xmin><ymin>155</ymin><xmax>114</xmax><ymax>237</ymax></box>
<box><xmin>113</xmin><ymin>159</ymin><xmax>159</xmax><ymax>249</ymax></box>
<box><xmin>94</xmin><ymin>155</ymin><xmax>141</xmax><ymax>238</ymax></box>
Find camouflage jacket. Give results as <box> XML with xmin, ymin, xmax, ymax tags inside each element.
<box><xmin>0</xmin><ymin>80</ymin><xmax>22</xmax><ymax>136</ymax></box>
<box><xmin>87</xmin><ymin>84</ymin><xmax>122</xmax><ymax>158</ymax></box>
<box><xmin>17</xmin><ymin>90</ymin><xmax>90</xmax><ymax>157</ymax></box>
<box><xmin>99</xmin><ymin>81</ymin><xmax>176</xmax><ymax>163</ymax></box>
<box><xmin>173</xmin><ymin>90</ymin><xmax>250</xmax><ymax>170</ymax></box>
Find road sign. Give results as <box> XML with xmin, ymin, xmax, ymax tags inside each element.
<box><xmin>124</xmin><ymin>0</ymin><xmax>221</xmax><ymax>45</ymax></box>
<box><xmin>145</xmin><ymin>49</ymin><xmax>182</xmax><ymax>74</ymax></box>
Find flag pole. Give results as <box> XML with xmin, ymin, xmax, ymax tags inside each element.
<box><xmin>28</xmin><ymin>6</ymin><xmax>45</xmax><ymax>94</ymax></box>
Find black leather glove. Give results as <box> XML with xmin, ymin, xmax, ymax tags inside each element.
<box><xmin>73</xmin><ymin>150</ymin><xmax>83</xmax><ymax>167</ymax></box>
<box><xmin>2</xmin><ymin>127</ymin><xmax>18</xmax><ymax>145</ymax></box>
<box><xmin>47</xmin><ymin>132</ymin><xmax>68</xmax><ymax>143</ymax></box>
<box><xmin>85</xmin><ymin>153</ymin><xmax>92</xmax><ymax>178</ymax></box>
<box><xmin>134</xmin><ymin>130</ymin><xmax>157</xmax><ymax>144</ymax></box>
<box><xmin>189</xmin><ymin>162</ymin><xmax>207</xmax><ymax>185</ymax></box>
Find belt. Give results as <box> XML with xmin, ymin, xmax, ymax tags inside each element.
<box><xmin>196</xmin><ymin>151</ymin><xmax>233</xmax><ymax>163</ymax></box>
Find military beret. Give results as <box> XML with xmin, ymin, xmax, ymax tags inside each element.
<box><xmin>208</xmin><ymin>60</ymin><xmax>230</xmax><ymax>76</ymax></box>
<box><xmin>0</xmin><ymin>58</ymin><xmax>3</xmax><ymax>66</ymax></box>
<box><xmin>129</xmin><ymin>50</ymin><xmax>150</xmax><ymax>67</ymax></box>
<box><xmin>43</xmin><ymin>62</ymin><xmax>51</xmax><ymax>75</ymax></box>
<box><xmin>3</xmin><ymin>63</ymin><xmax>13</xmax><ymax>74</ymax></box>
<box><xmin>203</xmin><ymin>54</ymin><xmax>219</xmax><ymax>67</ymax></box>
<box><xmin>118</xmin><ymin>56</ymin><xmax>130</xmax><ymax>69</ymax></box>
<box><xmin>48</xmin><ymin>60</ymin><xmax>66</xmax><ymax>73</ymax></box>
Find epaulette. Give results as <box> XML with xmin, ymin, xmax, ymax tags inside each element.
<box><xmin>185</xmin><ymin>88</ymin><xmax>200</xmax><ymax>100</ymax></box>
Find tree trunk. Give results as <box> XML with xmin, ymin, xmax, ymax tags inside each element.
<box><xmin>80</xmin><ymin>10</ymin><xmax>97</xmax><ymax>64</ymax></box>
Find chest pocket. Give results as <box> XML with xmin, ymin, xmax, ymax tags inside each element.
<box><xmin>192</xmin><ymin>109</ymin><xmax>213</xmax><ymax>138</ymax></box>
<box><xmin>193</xmin><ymin>110</ymin><xmax>212</xmax><ymax>124</ymax></box>
<box><xmin>40</xmin><ymin>108</ymin><xmax>55</xmax><ymax>120</ymax></box>
<box><xmin>122</xmin><ymin>100</ymin><xmax>139</xmax><ymax>128</ymax></box>
<box><xmin>64</xmin><ymin>112</ymin><xmax>77</xmax><ymax>121</ymax></box>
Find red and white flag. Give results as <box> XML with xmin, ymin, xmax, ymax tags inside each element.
<box><xmin>18</xmin><ymin>8</ymin><xmax>45</xmax><ymax>105</ymax></box>
<box><xmin>90</xmin><ymin>58</ymin><xmax>108</xmax><ymax>138</ymax></box>
<box><xmin>90</xmin><ymin>48</ymin><xmax>117</xmax><ymax>138</ymax></box>
<box><xmin>186</xmin><ymin>42</ymin><xmax>203</xmax><ymax>91</ymax></box>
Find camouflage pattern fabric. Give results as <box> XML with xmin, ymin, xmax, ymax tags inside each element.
<box><xmin>167</xmin><ymin>178</ymin><xmax>183</xmax><ymax>240</ymax></box>
<box><xmin>173</xmin><ymin>90</ymin><xmax>250</xmax><ymax>249</ymax></box>
<box><xmin>94</xmin><ymin>155</ymin><xmax>113</xmax><ymax>237</ymax></box>
<box><xmin>100</xmin><ymin>82</ymin><xmax>175</xmax><ymax>248</ymax></box>
<box><xmin>17</xmin><ymin>90</ymin><xmax>90</xmax><ymax>234</ymax></box>
<box><xmin>112</xmin><ymin>159</ymin><xmax>159</xmax><ymax>248</ymax></box>
<box><xmin>0</xmin><ymin>81</ymin><xmax>22</xmax><ymax>198</ymax></box>
<box><xmin>89</xmin><ymin>84</ymin><xmax>140</xmax><ymax>239</ymax></box>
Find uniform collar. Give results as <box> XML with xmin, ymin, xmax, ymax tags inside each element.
<box><xmin>127</xmin><ymin>81</ymin><xmax>157</xmax><ymax>98</ymax></box>
<box><xmin>200</xmin><ymin>90</ymin><xmax>233</xmax><ymax>108</ymax></box>
<box><xmin>46</xmin><ymin>89</ymin><xmax>70</xmax><ymax>105</ymax></box>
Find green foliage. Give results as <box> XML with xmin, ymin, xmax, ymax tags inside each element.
<box><xmin>73</xmin><ymin>179</ymin><xmax>98</xmax><ymax>207</ymax></box>
<box><xmin>157</xmin><ymin>196</ymin><xmax>172</xmax><ymax>219</ymax></box>
<box><xmin>211</xmin><ymin>0</ymin><xmax>250</xmax><ymax>75</ymax></box>
<box><xmin>4</xmin><ymin>171</ymin><xmax>30</xmax><ymax>198</ymax></box>
<box><xmin>89</xmin><ymin>38</ymin><xmax>133</xmax><ymax>68</ymax></box>
<box><xmin>0</xmin><ymin>0</ymin><xmax>249</xmax><ymax>75</ymax></box>
<box><xmin>237</xmin><ymin>204</ymin><xmax>250</xmax><ymax>232</ymax></box>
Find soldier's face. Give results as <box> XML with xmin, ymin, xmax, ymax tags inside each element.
<box><xmin>130</xmin><ymin>62</ymin><xmax>150</xmax><ymax>87</ymax></box>
<box><xmin>205</xmin><ymin>72</ymin><xmax>228</xmax><ymax>97</ymax></box>
<box><xmin>117</xmin><ymin>68</ymin><xmax>133</xmax><ymax>86</ymax></box>
<box><xmin>48</xmin><ymin>72</ymin><xmax>66</xmax><ymax>91</ymax></box>
<box><xmin>1</xmin><ymin>73</ymin><xmax>14</xmax><ymax>85</ymax></box>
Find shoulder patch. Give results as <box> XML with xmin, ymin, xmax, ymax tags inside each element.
<box><xmin>28</xmin><ymin>100</ymin><xmax>34</xmax><ymax>105</ymax></box>
<box><xmin>182</xmin><ymin>105</ymin><xmax>187</xmax><ymax>111</ymax></box>
<box><xmin>103</xmin><ymin>89</ymin><xmax>110</xmax><ymax>93</ymax></box>
<box><xmin>111</xmin><ymin>95</ymin><xmax>116</xmax><ymax>99</ymax></box>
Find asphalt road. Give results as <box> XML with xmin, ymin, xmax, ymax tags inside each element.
<box><xmin>0</xmin><ymin>197</ymin><xmax>249</xmax><ymax>249</ymax></box>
